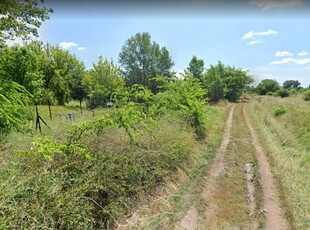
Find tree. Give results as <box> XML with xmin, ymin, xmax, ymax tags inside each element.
<box><xmin>204</xmin><ymin>61</ymin><xmax>253</xmax><ymax>102</ymax></box>
<box><xmin>0</xmin><ymin>45</ymin><xmax>44</xmax><ymax>99</ymax></box>
<box><xmin>68</xmin><ymin>60</ymin><xmax>87</xmax><ymax>114</ymax></box>
<box><xmin>223</xmin><ymin>66</ymin><xmax>253</xmax><ymax>102</ymax></box>
<box><xmin>0</xmin><ymin>0</ymin><xmax>53</xmax><ymax>47</ymax></box>
<box><xmin>119</xmin><ymin>32</ymin><xmax>174</xmax><ymax>93</ymax></box>
<box><xmin>204</xmin><ymin>63</ymin><xmax>225</xmax><ymax>102</ymax></box>
<box><xmin>83</xmin><ymin>56</ymin><xmax>125</xmax><ymax>107</ymax></box>
<box><xmin>283</xmin><ymin>80</ymin><xmax>301</xmax><ymax>89</ymax></box>
<box><xmin>255</xmin><ymin>79</ymin><xmax>280</xmax><ymax>95</ymax></box>
<box><xmin>0</xmin><ymin>79</ymin><xmax>31</xmax><ymax>136</ymax></box>
<box><xmin>185</xmin><ymin>56</ymin><xmax>204</xmax><ymax>83</ymax></box>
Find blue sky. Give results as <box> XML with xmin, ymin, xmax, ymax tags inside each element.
<box><xmin>35</xmin><ymin>0</ymin><xmax>310</xmax><ymax>87</ymax></box>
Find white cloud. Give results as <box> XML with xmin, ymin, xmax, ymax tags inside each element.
<box><xmin>174</xmin><ymin>70</ymin><xmax>185</xmax><ymax>79</ymax></box>
<box><xmin>275</xmin><ymin>51</ymin><xmax>293</xmax><ymax>57</ymax></box>
<box><xmin>5</xmin><ymin>37</ymin><xmax>25</xmax><ymax>47</ymax></box>
<box><xmin>242</xmin><ymin>29</ymin><xmax>277</xmax><ymax>39</ymax></box>
<box><xmin>297</xmin><ymin>51</ymin><xmax>308</xmax><ymax>56</ymax></box>
<box><xmin>248</xmin><ymin>40</ymin><xmax>262</xmax><ymax>45</ymax></box>
<box><xmin>59</xmin><ymin>42</ymin><xmax>78</xmax><ymax>49</ymax></box>
<box><xmin>269</xmin><ymin>57</ymin><xmax>310</xmax><ymax>65</ymax></box>
<box><xmin>242</xmin><ymin>31</ymin><xmax>255</xmax><ymax>39</ymax></box>
<box><xmin>304</xmin><ymin>66</ymin><xmax>310</xmax><ymax>69</ymax></box>
<box><xmin>78</xmin><ymin>47</ymin><xmax>86</xmax><ymax>51</ymax></box>
<box><xmin>248</xmin><ymin>0</ymin><xmax>302</xmax><ymax>10</ymax></box>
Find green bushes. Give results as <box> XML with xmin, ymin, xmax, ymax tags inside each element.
<box><xmin>276</xmin><ymin>88</ymin><xmax>290</xmax><ymax>98</ymax></box>
<box><xmin>303</xmin><ymin>90</ymin><xmax>310</xmax><ymax>101</ymax></box>
<box><xmin>273</xmin><ymin>105</ymin><xmax>287</xmax><ymax>116</ymax></box>
<box><xmin>0</xmin><ymin>114</ymin><xmax>196</xmax><ymax>229</ymax></box>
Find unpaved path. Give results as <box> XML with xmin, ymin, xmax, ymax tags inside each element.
<box><xmin>243</xmin><ymin>104</ymin><xmax>288</xmax><ymax>230</ymax></box>
<box><xmin>176</xmin><ymin>105</ymin><xmax>236</xmax><ymax>230</ymax></box>
<box><xmin>202</xmin><ymin>104</ymin><xmax>236</xmax><ymax>228</ymax></box>
<box><xmin>175</xmin><ymin>105</ymin><xmax>235</xmax><ymax>230</ymax></box>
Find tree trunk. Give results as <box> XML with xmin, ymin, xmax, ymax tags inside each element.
<box><xmin>48</xmin><ymin>100</ymin><xmax>52</xmax><ymax>120</ymax></box>
<box><xmin>79</xmin><ymin>99</ymin><xmax>82</xmax><ymax>115</ymax></box>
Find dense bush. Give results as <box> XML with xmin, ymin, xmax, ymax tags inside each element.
<box><xmin>303</xmin><ymin>90</ymin><xmax>310</xmax><ymax>101</ymax></box>
<box><xmin>276</xmin><ymin>88</ymin><xmax>290</xmax><ymax>98</ymax></box>
<box><xmin>273</xmin><ymin>105</ymin><xmax>287</xmax><ymax>116</ymax></box>
<box><xmin>0</xmin><ymin>114</ymin><xmax>196</xmax><ymax>228</ymax></box>
<box><xmin>255</xmin><ymin>79</ymin><xmax>280</xmax><ymax>95</ymax></box>
<box><xmin>267</xmin><ymin>91</ymin><xmax>273</xmax><ymax>96</ymax></box>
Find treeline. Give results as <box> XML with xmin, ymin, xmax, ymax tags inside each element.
<box><xmin>248</xmin><ymin>78</ymin><xmax>310</xmax><ymax>98</ymax></box>
<box><xmin>0</xmin><ymin>32</ymin><xmax>253</xmax><ymax>135</ymax></box>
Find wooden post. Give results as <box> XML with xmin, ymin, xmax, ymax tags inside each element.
<box><xmin>48</xmin><ymin>100</ymin><xmax>52</xmax><ymax>120</ymax></box>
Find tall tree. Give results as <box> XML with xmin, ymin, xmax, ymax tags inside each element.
<box><xmin>185</xmin><ymin>56</ymin><xmax>205</xmax><ymax>83</ymax></box>
<box><xmin>119</xmin><ymin>32</ymin><xmax>174</xmax><ymax>93</ymax></box>
<box><xmin>0</xmin><ymin>0</ymin><xmax>53</xmax><ymax>47</ymax></box>
<box><xmin>283</xmin><ymin>80</ymin><xmax>301</xmax><ymax>89</ymax></box>
<box><xmin>204</xmin><ymin>61</ymin><xmax>253</xmax><ymax>102</ymax></box>
<box><xmin>83</xmin><ymin>56</ymin><xmax>125</xmax><ymax>107</ymax></box>
<box><xmin>0</xmin><ymin>45</ymin><xmax>44</xmax><ymax>100</ymax></box>
<box><xmin>68</xmin><ymin>59</ymin><xmax>87</xmax><ymax>114</ymax></box>
<box><xmin>204</xmin><ymin>63</ymin><xmax>225</xmax><ymax>102</ymax></box>
<box><xmin>255</xmin><ymin>79</ymin><xmax>280</xmax><ymax>95</ymax></box>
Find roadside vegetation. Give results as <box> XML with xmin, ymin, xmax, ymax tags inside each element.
<box><xmin>246</xmin><ymin>96</ymin><xmax>310</xmax><ymax>229</ymax></box>
<box><xmin>1</xmin><ymin>0</ymin><xmax>310</xmax><ymax>229</ymax></box>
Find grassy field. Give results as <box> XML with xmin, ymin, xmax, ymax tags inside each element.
<box><xmin>0</xmin><ymin>102</ymin><xmax>228</xmax><ymax>229</ymax></box>
<box><xmin>246</xmin><ymin>95</ymin><xmax>310</xmax><ymax>229</ymax></box>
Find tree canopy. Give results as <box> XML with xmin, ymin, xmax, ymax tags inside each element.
<box><xmin>255</xmin><ymin>79</ymin><xmax>280</xmax><ymax>95</ymax></box>
<box><xmin>204</xmin><ymin>61</ymin><xmax>253</xmax><ymax>102</ymax></box>
<box><xmin>119</xmin><ymin>32</ymin><xmax>174</xmax><ymax>93</ymax></box>
<box><xmin>83</xmin><ymin>56</ymin><xmax>125</xmax><ymax>107</ymax></box>
<box><xmin>283</xmin><ymin>80</ymin><xmax>301</xmax><ymax>89</ymax></box>
<box><xmin>0</xmin><ymin>0</ymin><xmax>53</xmax><ymax>47</ymax></box>
<box><xmin>185</xmin><ymin>56</ymin><xmax>205</xmax><ymax>83</ymax></box>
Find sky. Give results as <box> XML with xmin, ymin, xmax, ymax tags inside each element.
<box><xmin>24</xmin><ymin>0</ymin><xmax>310</xmax><ymax>86</ymax></box>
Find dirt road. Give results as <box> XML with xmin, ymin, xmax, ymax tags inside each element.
<box><xmin>177</xmin><ymin>102</ymin><xmax>288</xmax><ymax>229</ymax></box>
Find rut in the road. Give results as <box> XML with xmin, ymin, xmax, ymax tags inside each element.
<box><xmin>175</xmin><ymin>105</ymin><xmax>236</xmax><ymax>230</ymax></box>
<box><xmin>243</xmin><ymin>104</ymin><xmax>288</xmax><ymax>230</ymax></box>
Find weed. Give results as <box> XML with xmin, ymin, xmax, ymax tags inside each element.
<box><xmin>273</xmin><ymin>105</ymin><xmax>286</xmax><ymax>116</ymax></box>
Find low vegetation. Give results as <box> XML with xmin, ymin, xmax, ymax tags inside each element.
<box><xmin>303</xmin><ymin>90</ymin><xmax>310</xmax><ymax>101</ymax></box>
<box><xmin>247</xmin><ymin>96</ymin><xmax>310</xmax><ymax>229</ymax></box>
<box><xmin>272</xmin><ymin>105</ymin><xmax>287</xmax><ymax>116</ymax></box>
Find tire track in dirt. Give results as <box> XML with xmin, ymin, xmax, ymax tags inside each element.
<box><xmin>243</xmin><ymin>104</ymin><xmax>288</xmax><ymax>230</ymax></box>
<box><xmin>175</xmin><ymin>104</ymin><xmax>235</xmax><ymax>230</ymax></box>
<box><xmin>200</xmin><ymin>104</ymin><xmax>236</xmax><ymax>229</ymax></box>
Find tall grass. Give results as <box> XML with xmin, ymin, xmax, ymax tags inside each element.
<box><xmin>246</xmin><ymin>96</ymin><xmax>310</xmax><ymax>229</ymax></box>
<box><xmin>0</xmin><ymin>105</ymin><xmax>206</xmax><ymax>228</ymax></box>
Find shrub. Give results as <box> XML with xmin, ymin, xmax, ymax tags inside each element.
<box><xmin>302</xmin><ymin>90</ymin><xmax>310</xmax><ymax>101</ymax></box>
<box><xmin>276</xmin><ymin>88</ymin><xmax>290</xmax><ymax>98</ymax></box>
<box><xmin>273</xmin><ymin>105</ymin><xmax>287</xmax><ymax>116</ymax></box>
<box><xmin>267</xmin><ymin>91</ymin><xmax>273</xmax><ymax>96</ymax></box>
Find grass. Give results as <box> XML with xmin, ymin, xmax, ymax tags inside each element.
<box><xmin>0</xmin><ymin>102</ymin><xmax>227</xmax><ymax>228</ymax></box>
<box><xmin>124</xmin><ymin>103</ymin><xmax>230</xmax><ymax>229</ymax></box>
<box><xmin>246</xmin><ymin>95</ymin><xmax>310</xmax><ymax>229</ymax></box>
<box><xmin>213</xmin><ymin>103</ymin><xmax>264</xmax><ymax>229</ymax></box>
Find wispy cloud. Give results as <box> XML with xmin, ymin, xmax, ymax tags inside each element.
<box><xmin>275</xmin><ymin>51</ymin><xmax>293</xmax><ymax>57</ymax></box>
<box><xmin>248</xmin><ymin>40</ymin><xmax>262</xmax><ymax>45</ymax></box>
<box><xmin>248</xmin><ymin>0</ymin><xmax>302</xmax><ymax>10</ymax></box>
<box><xmin>59</xmin><ymin>42</ymin><xmax>78</xmax><ymax>49</ymax></box>
<box><xmin>304</xmin><ymin>66</ymin><xmax>310</xmax><ymax>69</ymax></box>
<box><xmin>78</xmin><ymin>47</ymin><xmax>86</xmax><ymax>51</ymax></box>
<box><xmin>297</xmin><ymin>51</ymin><xmax>308</xmax><ymax>56</ymax></box>
<box><xmin>242</xmin><ymin>29</ymin><xmax>277</xmax><ymax>39</ymax></box>
<box><xmin>269</xmin><ymin>57</ymin><xmax>310</xmax><ymax>65</ymax></box>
